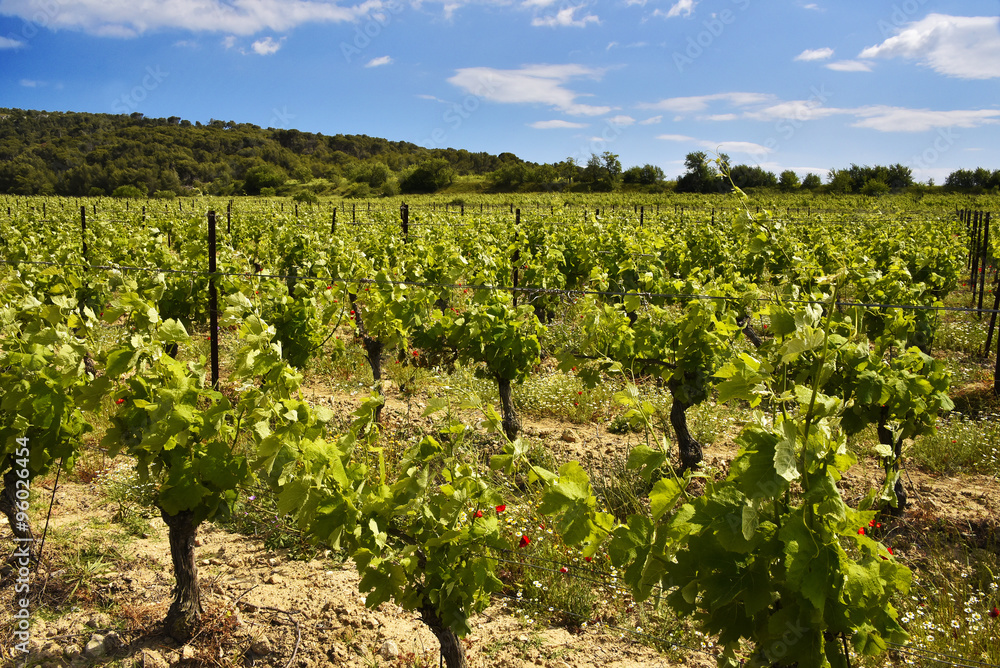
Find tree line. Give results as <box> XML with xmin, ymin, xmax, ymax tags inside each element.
<box><xmin>0</xmin><ymin>108</ymin><xmax>995</xmax><ymax>198</ymax></box>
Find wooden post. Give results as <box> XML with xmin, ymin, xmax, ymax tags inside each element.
<box><xmin>401</xmin><ymin>202</ymin><xmax>409</xmax><ymax>241</ymax></box>
<box><xmin>227</xmin><ymin>201</ymin><xmax>232</xmax><ymax>235</ymax></box>
<box><xmin>512</xmin><ymin>209</ymin><xmax>521</xmax><ymax>307</ymax></box>
<box><xmin>640</xmin><ymin>206</ymin><xmax>644</xmax><ymax>228</ymax></box>
<box><xmin>352</xmin><ymin>203</ymin><xmax>356</xmax><ymax>223</ymax></box>
<box><xmin>208</xmin><ymin>211</ymin><xmax>219</xmax><ymax>388</ymax></box>
<box><xmin>980</xmin><ymin>212</ymin><xmax>991</xmax><ymax>317</ymax></box>
<box><xmin>971</xmin><ymin>211</ymin><xmax>982</xmax><ymax>293</ymax></box>
<box><xmin>80</xmin><ymin>206</ymin><xmax>88</xmax><ymax>260</ymax></box>
<box><xmin>331</xmin><ymin>207</ymin><xmax>337</xmax><ymax>235</ymax></box>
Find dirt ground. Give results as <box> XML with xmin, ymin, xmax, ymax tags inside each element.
<box><xmin>2</xmin><ymin>388</ymin><xmax>998</xmax><ymax>668</ymax></box>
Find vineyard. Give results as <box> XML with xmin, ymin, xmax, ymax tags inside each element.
<box><xmin>1</xmin><ymin>191</ymin><xmax>1000</xmax><ymax>668</ymax></box>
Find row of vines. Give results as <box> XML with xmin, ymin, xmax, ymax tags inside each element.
<box><xmin>0</xmin><ymin>192</ymin><xmax>981</xmax><ymax>667</ymax></box>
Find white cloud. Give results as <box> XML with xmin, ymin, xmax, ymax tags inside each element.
<box><xmin>639</xmin><ymin>115</ymin><xmax>662</xmax><ymax>125</ymax></box>
<box><xmin>859</xmin><ymin>14</ymin><xmax>1000</xmax><ymax>79</ymax></box>
<box><xmin>365</xmin><ymin>55</ymin><xmax>393</xmax><ymax>67</ymax></box>
<box><xmin>0</xmin><ymin>36</ymin><xmax>25</xmax><ymax>49</ymax></box>
<box><xmin>656</xmin><ymin>134</ymin><xmax>773</xmax><ymax>156</ymax></box>
<box><xmin>447</xmin><ymin>64</ymin><xmax>613</xmax><ymax>116</ymax></box>
<box><xmin>825</xmin><ymin>60</ymin><xmax>871</xmax><ymax>72</ymax></box>
<box><xmin>532</xmin><ymin>5</ymin><xmax>599</xmax><ymax>28</ymax></box>
<box><xmin>529</xmin><ymin>119</ymin><xmax>588</xmax><ymax>129</ymax></box>
<box><xmin>607</xmin><ymin>115</ymin><xmax>635</xmax><ymax>127</ymax></box>
<box><xmin>251</xmin><ymin>36</ymin><xmax>283</xmax><ymax>55</ymax></box>
<box><xmin>522</xmin><ymin>0</ymin><xmax>560</xmax><ymax>6</ymax></box>
<box><xmin>642</xmin><ymin>92</ymin><xmax>774</xmax><ymax>113</ymax></box>
<box><xmin>657</xmin><ymin>134</ymin><xmax>696</xmax><ymax>142</ymax></box>
<box><xmin>664</xmin><ymin>0</ymin><xmax>697</xmax><ymax>18</ymax></box>
<box><xmin>849</xmin><ymin>106</ymin><xmax>1000</xmax><ymax>132</ymax></box>
<box><xmin>221</xmin><ymin>35</ymin><xmax>237</xmax><ymax>49</ymax></box>
<box><xmin>19</xmin><ymin>79</ymin><xmax>43</xmax><ymax>87</ymax></box>
<box><xmin>794</xmin><ymin>47</ymin><xmax>833</xmax><ymax>61</ymax></box>
<box><xmin>0</xmin><ymin>0</ymin><xmax>382</xmax><ymax>37</ymax></box>
<box><xmin>706</xmin><ymin>113</ymin><xmax>738</xmax><ymax>121</ymax></box>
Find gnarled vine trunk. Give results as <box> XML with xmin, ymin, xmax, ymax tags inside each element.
<box><xmin>420</xmin><ymin>602</ymin><xmax>467</xmax><ymax>668</ymax></box>
<box><xmin>497</xmin><ymin>377</ymin><xmax>520</xmax><ymax>442</ymax></box>
<box><xmin>161</xmin><ymin>509</ymin><xmax>202</xmax><ymax>641</ymax></box>
<box><xmin>667</xmin><ymin>381</ymin><xmax>703</xmax><ymax>472</ymax></box>
<box><xmin>350</xmin><ymin>297</ymin><xmax>385</xmax><ymax>423</ymax></box>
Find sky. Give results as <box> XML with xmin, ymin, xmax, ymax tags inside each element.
<box><xmin>1</xmin><ymin>0</ymin><xmax>999</xmax><ymax>182</ymax></box>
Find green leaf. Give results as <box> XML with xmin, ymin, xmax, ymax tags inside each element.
<box><xmin>649</xmin><ymin>477</ymin><xmax>683</xmax><ymax>521</ymax></box>
<box><xmin>774</xmin><ymin>419</ymin><xmax>800</xmax><ymax>482</ymax></box>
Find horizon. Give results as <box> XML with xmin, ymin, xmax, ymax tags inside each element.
<box><xmin>2</xmin><ymin>1</ymin><xmax>998</xmax><ymax>183</ymax></box>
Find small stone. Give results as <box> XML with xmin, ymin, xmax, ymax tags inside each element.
<box><xmin>267</xmin><ymin>557</ymin><xmax>279</xmax><ymax>566</ymax></box>
<box><xmin>209</xmin><ymin>558</ymin><xmax>223</xmax><ymax>566</ymax></box>
<box><xmin>517</xmin><ymin>634</ymin><xmax>530</xmax><ymax>643</ymax></box>
<box><xmin>194</xmin><ymin>538</ymin><xmax>202</xmax><ymax>547</ymax></box>
<box><xmin>380</xmin><ymin>639</ymin><xmax>400</xmax><ymax>660</ymax></box>
<box><xmin>137</xmin><ymin>648</ymin><xmax>169</xmax><ymax>668</ymax></box>
<box><xmin>250</xmin><ymin>635</ymin><xmax>273</xmax><ymax>655</ymax></box>
<box><xmin>560</xmin><ymin>429</ymin><xmax>579</xmax><ymax>443</ymax></box>
<box><xmin>63</xmin><ymin>644</ymin><xmax>82</xmax><ymax>660</ymax></box>
<box><xmin>267</xmin><ymin>573</ymin><xmax>284</xmax><ymax>585</ymax></box>
<box><xmin>180</xmin><ymin>644</ymin><xmax>196</xmax><ymax>661</ymax></box>
<box><xmin>104</xmin><ymin>631</ymin><xmax>123</xmax><ymax>652</ymax></box>
<box><xmin>551</xmin><ymin>662</ymin><xmax>573</xmax><ymax>668</ymax></box>
<box><xmin>200</xmin><ymin>559</ymin><xmax>212</xmax><ymax>567</ymax></box>
<box><xmin>84</xmin><ymin>635</ymin><xmax>106</xmax><ymax>658</ymax></box>
<box><xmin>87</xmin><ymin>612</ymin><xmax>113</xmax><ymax>629</ymax></box>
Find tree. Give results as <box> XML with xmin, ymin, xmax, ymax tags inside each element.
<box><xmin>801</xmin><ymin>173</ymin><xmax>822</xmax><ymax>189</ymax></box>
<box><xmin>728</xmin><ymin>164</ymin><xmax>777</xmax><ymax>190</ymax></box>
<box><xmin>778</xmin><ymin>170</ymin><xmax>800</xmax><ymax>191</ymax></box>
<box><xmin>401</xmin><ymin>158</ymin><xmax>454</xmax><ymax>193</ymax></box>
<box><xmin>243</xmin><ymin>164</ymin><xmax>287</xmax><ymax>195</ymax></box>
<box><xmin>676</xmin><ymin>151</ymin><xmax>720</xmax><ymax>193</ymax></box>
<box><xmin>623</xmin><ymin>164</ymin><xmax>665</xmax><ymax>186</ymax></box>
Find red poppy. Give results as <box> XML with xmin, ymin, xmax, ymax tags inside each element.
<box><xmin>116</xmin><ymin>398</ymin><xmax>125</xmax><ymax>405</ymax></box>
<box><xmin>990</xmin><ymin>607</ymin><xmax>999</xmax><ymax>618</ymax></box>
<box><xmin>559</xmin><ymin>567</ymin><xmax>568</xmax><ymax>574</ymax></box>
<box><xmin>496</xmin><ymin>505</ymin><xmax>506</xmax><ymax>513</ymax></box>
<box><xmin>412</xmin><ymin>350</ymin><xmax>419</xmax><ymax>357</ymax></box>
<box><xmin>518</xmin><ymin>535</ymin><xmax>530</xmax><ymax>548</ymax></box>
<box><xmin>887</xmin><ymin>547</ymin><xmax>893</xmax><ymax>555</ymax></box>
<box><xmin>858</xmin><ymin>528</ymin><xmax>865</xmax><ymax>535</ymax></box>
<box><xmin>584</xmin><ymin>556</ymin><xmax>592</xmax><ymax>563</ymax></box>
<box><xmin>869</xmin><ymin>520</ymin><xmax>875</xmax><ymax>527</ymax></box>
<box><xmin>475</xmin><ymin>510</ymin><xmax>483</xmax><ymax>519</ymax></box>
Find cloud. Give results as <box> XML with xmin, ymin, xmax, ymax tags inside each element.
<box><xmin>607</xmin><ymin>115</ymin><xmax>635</xmax><ymax>127</ymax></box>
<box><xmin>859</xmin><ymin>14</ymin><xmax>1000</xmax><ymax>79</ymax></box>
<box><xmin>642</xmin><ymin>92</ymin><xmax>774</xmax><ymax>113</ymax></box>
<box><xmin>0</xmin><ymin>36</ymin><xmax>25</xmax><ymax>49</ymax></box>
<box><xmin>657</xmin><ymin>134</ymin><xmax>773</xmax><ymax>156</ymax></box>
<box><xmin>221</xmin><ymin>35</ymin><xmax>237</xmax><ymax>49</ymax></box>
<box><xmin>365</xmin><ymin>55</ymin><xmax>393</xmax><ymax>67</ymax></box>
<box><xmin>657</xmin><ymin>134</ymin><xmax>696</xmax><ymax>142</ymax></box>
<box><xmin>529</xmin><ymin>119</ymin><xmax>588</xmax><ymax>129</ymax></box>
<box><xmin>794</xmin><ymin>47</ymin><xmax>833</xmax><ymax>61</ymax></box>
<box><xmin>664</xmin><ymin>0</ymin><xmax>697</xmax><ymax>18</ymax></box>
<box><xmin>825</xmin><ymin>60</ymin><xmax>871</xmax><ymax>72</ymax></box>
<box><xmin>19</xmin><ymin>79</ymin><xmax>43</xmax><ymax>87</ymax></box>
<box><xmin>639</xmin><ymin>115</ymin><xmax>662</xmax><ymax>125</ymax></box>
<box><xmin>447</xmin><ymin>64</ymin><xmax>613</xmax><ymax>116</ymax></box>
<box><xmin>0</xmin><ymin>0</ymin><xmax>382</xmax><ymax>37</ymax></box>
<box><xmin>532</xmin><ymin>5</ymin><xmax>599</xmax><ymax>27</ymax></box>
<box><xmin>849</xmin><ymin>106</ymin><xmax>1000</xmax><ymax>132</ymax></box>
<box><xmin>251</xmin><ymin>36</ymin><xmax>283</xmax><ymax>55</ymax></box>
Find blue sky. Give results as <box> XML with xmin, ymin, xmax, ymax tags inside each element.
<box><xmin>1</xmin><ymin>0</ymin><xmax>998</xmax><ymax>182</ymax></box>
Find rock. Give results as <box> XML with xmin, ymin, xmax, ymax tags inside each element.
<box><xmin>550</xmin><ymin>662</ymin><xmax>573</xmax><ymax>668</ymax></box>
<box><xmin>137</xmin><ymin>648</ymin><xmax>170</xmax><ymax>668</ymax></box>
<box><xmin>250</xmin><ymin>634</ymin><xmax>273</xmax><ymax>655</ymax></box>
<box><xmin>209</xmin><ymin>558</ymin><xmax>223</xmax><ymax>566</ymax></box>
<box><xmin>84</xmin><ymin>635</ymin><xmax>106</xmax><ymax>659</ymax></box>
<box><xmin>380</xmin><ymin>639</ymin><xmax>400</xmax><ymax>660</ymax></box>
<box><xmin>87</xmin><ymin>612</ymin><xmax>113</xmax><ymax>629</ymax></box>
<box><xmin>267</xmin><ymin>573</ymin><xmax>284</xmax><ymax>585</ymax></box>
<box><xmin>180</xmin><ymin>644</ymin><xmax>196</xmax><ymax>661</ymax></box>
<box><xmin>104</xmin><ymin>631</ymin><xmax>123</xmax><ymax>652</ymax></box>
<box><xmin>560</xmin><ymin>429</ymin><xmax>579</xmax><ymax>443</ymax></box>
<box><xmin>517</xmin><ymin>634</ymin><xmax>530</xmax><ymax>643</ymax></box>
<box><xmin>199</xmin><ymin>559</ymin><xmax>212</xmax><ymax>567</ymax></box>
<box><xmin>63</xmin><ymin>644</ymin><xmax>82</xmax><ymax>660</ymax></box>
<box><xmin>38</xmin><ymin>641</ymin><xmax>62</xmax><ymax>660</ymax></box>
